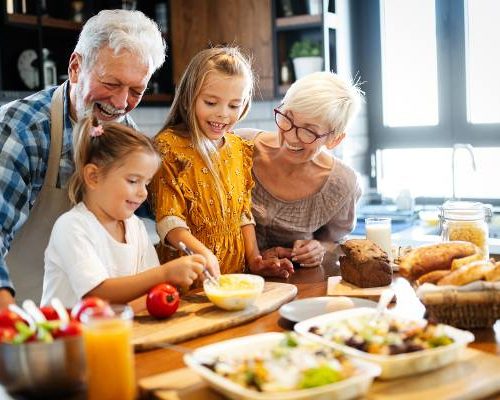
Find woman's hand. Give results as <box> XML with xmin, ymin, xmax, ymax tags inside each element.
<box><xmin>162</xmin><ymin>254</ymin><xmax>206</xmax><ymax>287</ymax></box>
<box><xmin>261</xmin><ymin>246</ymin><xmax>293</xmax><ymax>261</ymax></box>
<box><xmin>292</xmin><ymin>240</ymin><xmax>326</xmax><ymax>267</ymax></box>
<box><xmin>248</xmin><ymin>255</ymin><xmax>294</xmax><ymax>278</ymax></box>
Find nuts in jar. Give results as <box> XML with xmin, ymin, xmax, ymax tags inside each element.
<box><xmin>440</xmin><ymin>201</ymin><xmax>490</xmax><ymax>258</ymax></box>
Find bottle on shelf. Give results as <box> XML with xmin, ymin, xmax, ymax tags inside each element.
<box><xmin>42</xmin><ymin>49</ymin><xmax>57</xmax><ymax>88</ymax></box>
<box><xmin>280</xmin><ymin>61</ymin><xmax>291</xmax><ymax>85</ymax></box>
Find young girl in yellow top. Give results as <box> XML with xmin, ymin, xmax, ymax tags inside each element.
<box><xmin>150</xmin><ymin>47</ymin><xmax>293</xmax><ymax>278</ymax></box>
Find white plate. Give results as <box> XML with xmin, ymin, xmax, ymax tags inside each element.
<box><xmin>294</xmin><ymin>308</ymin><xmax>475</xmax><ymax>379</ymax></box>
<box><xmin>184</xmin><ymin>332</ymin><xmax>380</xmax><ymax>400</ymax></box>
<box><xmin>279</xmin><ymin>296</ymin><xmax>376</xmax><ymax>322</ymax></box>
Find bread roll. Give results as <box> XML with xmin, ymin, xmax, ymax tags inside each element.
<box><xmin>485</xmin><ymin>262</ymin><xmax>500</xmax><ymax>282</ymax></box>
<box><xmin>437</xmin><ymin>260</ymin><xmax>494</xmax><ymax>286</ymax></box>
<box><xmin>399</xmin><ymin>241</ymin><xmax>479</xmax><ymax>280</ymax></box>
<box><xmin>340</xmin><ymin>239</ymin><xmax>393</xmax><ymax>288</ymax></box>
<box><xmin>416</xmin><ymin>270</ymin><xmax>451</xmax><ymax>285</ymax></box>
<box><xmin>450</xmin><ymin>253</ymin><xmax>482</xmax><ymax>270</ymax></box>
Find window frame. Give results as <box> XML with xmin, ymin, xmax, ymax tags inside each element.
<box><xmin>359</xmin><ymin>0</ymin><xmax>500</xmax><ymax>155</ymax></box>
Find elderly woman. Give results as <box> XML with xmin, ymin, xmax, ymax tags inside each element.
<box><xmin>238</xmin><ymin>71</ymin><xmax>363</xmax><ymax>269</ymax></box>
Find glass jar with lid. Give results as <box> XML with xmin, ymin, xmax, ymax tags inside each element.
<box><xmin>439</xmin><ymin>201</ymin><xmax>490</xmax><ymax>258</ymax></box>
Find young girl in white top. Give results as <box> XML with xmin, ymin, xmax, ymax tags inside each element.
<box><xmin>41</xmin><ymin>116</ymin><xmax>206</xmax><ymax>307</ymax></box>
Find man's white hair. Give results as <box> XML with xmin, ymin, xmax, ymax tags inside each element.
<box><xmin>282</xmin><ymin>71</ymin><xmax>363</xmax><ymax>134</ymax></box>
<box><xmin>74</xmin><ymin>9</ymin><xmax>166</xmax><ymax>75</ymax></box>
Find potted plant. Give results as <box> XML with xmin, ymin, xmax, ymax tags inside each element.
<box><xmin>289</xmin><ymin>40</ymin><xmax>323</xmax><ymax>80</ymax></box>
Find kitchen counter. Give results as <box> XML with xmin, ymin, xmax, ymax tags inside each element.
<box><xmin>354</xmin><ymin>204</ymin><xmax>500</xmax><ymax>255</ymax></box>
<box><xmin>351</xmin><ymin>224</ymin><xmax>500</xmax><ymax>255</ymax></box>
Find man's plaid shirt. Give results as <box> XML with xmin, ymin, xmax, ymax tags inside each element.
<box><xmin>0</xmin><ymin>82</ymin><xmax>136</xmax><ymax>294</ymax></box>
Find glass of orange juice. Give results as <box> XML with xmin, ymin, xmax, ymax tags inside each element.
<box><xmin>81</xmin><ymin>304</ymin><xmax>135</xmax><ymax>400</ymax></box>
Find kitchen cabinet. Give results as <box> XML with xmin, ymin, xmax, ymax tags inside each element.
<box><xmin>169</xmin><ymin>0</ymin><xmax>274</xmax><ymax>99</ymax></box>
<box><xmin>0</xmin><ymin>0</ymin><xmax>174</xmax><ymax>104</ymax></box>
<box><xmin>273</xmin><ymin>0</ymin><xmax>352</xmax><ymax>96</ymax></box>
<box><xmin>1</xmin><ymin>1</ymin><xmax>351</xmax><ymax>103</ymax></box>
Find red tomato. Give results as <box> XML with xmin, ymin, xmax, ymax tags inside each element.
<box><xmin>0</xmin><ymin>326</ymin><xmax>16</xmax><ymax>343</ymax></box>
<box><xmin>53</xmin><ymin>320</ymin><xmax>82</xmax><ymax>338</ymax></box>
<box><xmin>71</xmin><ymin>297</ymin><xmax>110</xmax><ymax>322</ymax></box>
<box><xmin>146</xmin><ymin>283</ymin><xmax>179</xmax><ymax>319</ymax></box>
<box><xmin>40</xmin><ymin>306</ymin><xmax>59</xmax><ymax>321</ymax></box>
<box><xmin>0</xmin><ymin>309</ymin><xmax>24</xmax><ymax>329</ymax></box>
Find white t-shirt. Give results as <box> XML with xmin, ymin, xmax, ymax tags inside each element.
<box><xmin>41</xmin><ymin>202</ymin><xmax>159</xmax><ymax>307</ymax></box>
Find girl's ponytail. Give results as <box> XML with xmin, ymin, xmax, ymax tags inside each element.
<box><xmin>68</xmin><ymin>115</ymin><xmax>96</xmax><ymax>205</ymax></box>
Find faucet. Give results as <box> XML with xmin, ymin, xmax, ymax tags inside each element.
<box><xmin>451</xmin><ymin>143</ymin><xmax>476</xmax><ymax>200</ymax></box>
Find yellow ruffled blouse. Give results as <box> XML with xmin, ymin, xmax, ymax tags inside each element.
<box><xmin>150</xmin><ymin>129</ymin><xmax>254</xmax><ymax>274</ymax></box>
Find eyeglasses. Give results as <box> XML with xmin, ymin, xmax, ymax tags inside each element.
<box><xmin>274</xmin><ymin>107</ymin><xmax>334</xmax><ymax>144</ymax></box>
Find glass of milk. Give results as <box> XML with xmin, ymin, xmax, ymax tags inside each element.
<box><xmin>365</xmin><ymin>217</ymin><xmax>392</xmax><ymax>260</ymax></box>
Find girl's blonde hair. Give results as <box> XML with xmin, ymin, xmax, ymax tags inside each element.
<box><xmin>161</xmin><ymin>46</ymin><xmax>254</xmax><ymax>205</ymax></box>
<box><xmin>68</xmin><ymin>115</ymin><xmax>160</xmax><ymax>205</ymax></box>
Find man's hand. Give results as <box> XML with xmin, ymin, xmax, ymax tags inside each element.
<box><xmin>292</xmin><ymin>240</ymin><xmax>326</xmax><ymax>267</ymax></box>
<box><xmin>0</xmin><ymin>289</ymin><xmax>15</xmax><ymax>309</ymax></box>
<box><xmin>248</xmin><ymin>255</ymin><xmax>294</xmax><ymax>278</ymax></box>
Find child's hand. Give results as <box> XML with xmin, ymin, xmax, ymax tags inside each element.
<box><xmin>248</xmin><ymin>255</ymin><xmax>294</xmax><ymax>279</ymax></box>
<box><xmin>291</xmin><ymin>240</ymin><xmax>325</xmax><ymax>267</ymax></box>
<box><xmin>163</xmin><ymin>255</ymin><xmax>206</xmax><ymax>287</ymax></box>
<box><xmin>200</xmin><ymin>249</ymin><xmax>220</xmax><ymax>278</ymax></box>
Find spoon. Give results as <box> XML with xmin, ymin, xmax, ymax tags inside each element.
<box><xmin>178</xmin><ymin>241</ymin><xmax>219</xmax><ymax>286</ymax></box>
<box><xmin>369</xmin><ymin>288</ymin><xmax>394</xmax><ymax>327</ymax></box>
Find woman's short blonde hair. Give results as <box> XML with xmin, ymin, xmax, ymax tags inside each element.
<box><xmin>282</xmin><ymin>71</ymin><xmax>363</xmax><ymax>134</ymax></box>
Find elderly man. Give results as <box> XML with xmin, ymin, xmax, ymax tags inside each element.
<box><xmin>0</xmin><ymin>9</ymin><xmax>166</xmax><ymax>306</ymax></box>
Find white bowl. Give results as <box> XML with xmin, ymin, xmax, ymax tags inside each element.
<box><xmin>204</xmin><ymin>274</ymin><xmax>264</xmax><ymax>311</ymax></box>
<box><xmin>184</xmin><ymin>332</ymin><xmax>380</xmax><ymax>400</ymax></box>
<box><xmin>294</xmin><ymin>307</ymin><xmax>474</xmax><ymax>379</ymax></box>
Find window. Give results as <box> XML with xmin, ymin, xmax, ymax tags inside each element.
<box><xmin>359</xmin><ymin>0</ymin><xmax>500</xmax><ymax>201</ymax></box>
<box><xmin>381</xmin><ymin>0</ymin><xmax>438</xmax><ymax>127</ymax></box>
<box><xmin>376</xmin><ymin>147</ymin><xmax>500</xmax><ymax>200</ymax></box>
<box><xmin>466</xmin><ymin>0</ymin><xmax>500</xmax><ymax>124</ymax></box>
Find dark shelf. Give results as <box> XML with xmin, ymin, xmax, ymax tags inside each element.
<box><xmin>6</xmin><ymin>13</ymin><xmax>37</xmax><ymax>27</ymax></box>
<box><xmin>41</xmin><ymin>16</ymin><xmax>82</xmax><ymax>31</ymax></box>
<box><xmin>6</xmin><ymin>13</ymin><xmax>82</xmax><ymax>30</ymax></box>
<box><xmin>142</xmin><ymin>93</ymin><xmax>173</xmax><ymax>104</ymax></box>
<box><xmin>275</xmin><ymin>12</ymin><xmax>338</xmax><ymax>31</ymax></box>
<box><xmin>276</xmin><ymin>14</ymin><xmax>321</xmax><ymax>30</ymax></box>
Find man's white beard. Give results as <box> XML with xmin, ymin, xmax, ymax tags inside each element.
<box><xmin>75</xmin><ymin>83</ymin><xmax>125</xmax><ymax>123</ymax></box>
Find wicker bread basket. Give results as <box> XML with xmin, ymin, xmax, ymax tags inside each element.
<box><xmin>419</xmin><ymin>290</ymin><xmax>500</xmax><ymax>329</ymax></box>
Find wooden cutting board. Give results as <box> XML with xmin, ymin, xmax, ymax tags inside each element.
<box><xmin>138</xmin><ymin>348</ymin><xmax>500</xmax><ymax>400</ymax></box>
<box><xmin>132</xmin><ymin>282</ymin><xmax>297</xmax><ymax>350</ymax></box>
<box><xmin>327</xmin><ymin>276</ymin><xmax>399</xmax><ymax>301</ymax></box>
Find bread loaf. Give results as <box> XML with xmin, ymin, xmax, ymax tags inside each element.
<box><xmin>340</xmin><ymin>239</ymin><xmax>393</xmax><ymax>288</ymax></box>
<box><xmin>399</xmin><ymin>241</ymin><xmax>479</xmax><ymax>280</ymax></box>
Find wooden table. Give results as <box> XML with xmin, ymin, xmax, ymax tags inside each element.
<box><xmin>134</xmin><ymin>263</ymin><xmax>500</xmax><ymax>382</ymax></box>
